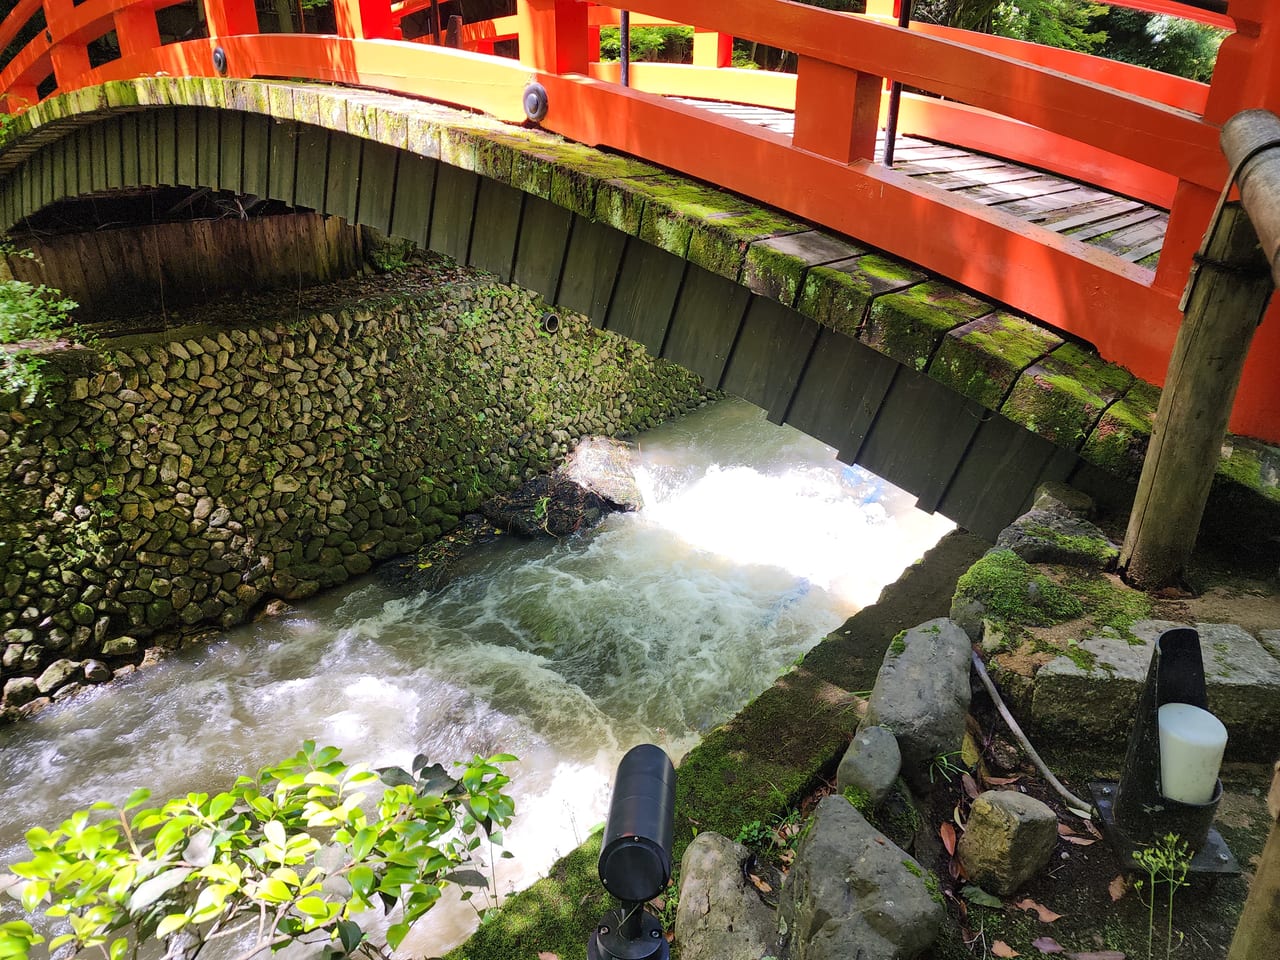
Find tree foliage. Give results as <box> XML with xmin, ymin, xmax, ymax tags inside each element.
<box><xmin>1091</xmin><ymin>10</ymin><xmax>1226</xmax><ymax>82</ymax></box>
<box><xmin>0</xmin><ymin>742</ymin><xmax>517</xmax><ymax>960</ymax></box>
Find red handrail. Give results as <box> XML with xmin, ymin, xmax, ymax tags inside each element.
<box><xmin>1</xmin><ymin>0</ymin><xmax>1278</xmax><ymax>441</ymax></box>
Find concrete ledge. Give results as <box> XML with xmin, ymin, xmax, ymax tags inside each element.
<box><xmin>1031</xmin><ymin>621</ymin><xmax>1280</xmax><ymax>759</ymax></box>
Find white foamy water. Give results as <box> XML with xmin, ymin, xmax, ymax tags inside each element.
<box><xmin>0</xmin><ymin>397</ymin><xmax>954</xmax><ymax>955</ymax></box>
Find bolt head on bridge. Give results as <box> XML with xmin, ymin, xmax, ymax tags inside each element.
<box><xmin>523</xmin><ymin>82</ymin><xmax>549</xmax><ymax>123</ymax></box>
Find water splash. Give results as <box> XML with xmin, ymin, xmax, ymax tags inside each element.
<box><xmin>0</xmin><ymin>398</ymin><xmax>954</xmax><ymax>955</ymax></box>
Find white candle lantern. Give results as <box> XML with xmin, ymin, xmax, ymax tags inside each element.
<box><xmin>1158</xmin><ymin>702</ymin><xmax>1228</xmax><ymax>805</ymax></box>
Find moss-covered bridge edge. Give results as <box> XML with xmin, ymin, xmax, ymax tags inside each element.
<box><xmin>1</xmin><ymin>76</ymin><xmax>1276</xmax><ymax>541</ymax></box>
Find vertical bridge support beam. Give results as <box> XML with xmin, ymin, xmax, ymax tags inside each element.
<box><xmin>793</xmin><ymin>56</ymin><xmax>881</xmax><ymax>164</ymax></box>
<box><xmin>334</xmin><ymin>0</ymin><xmax>400</xmax><ymax>40</ymax></box>
<box><xmin>693</xmin><ymin>30</ymin><xmax>731</xmax><ymax>68</ymax></box>
<box><xmin>517</xmin><ymin>0</ymin><xmax>588</xmax><ymax>75</ymax></box>
<box><xmin>205</xmin><ymin>0</ymin><xmax>259</xmax><ymax>38</ymax></box>
<box><xmin>1227</xmin><ymin>762</ymin><xmax>1280</xmax><ymax>960</ymax></box>
<box><xmin>1120</xmin><ymin>109</ymin><xmax>1279</xmax><ymax>589</ymax></box>
<box><xmin>45</xmin><ymin>0</ymin><xmax>91</xmax><ymax>92</ymax></box>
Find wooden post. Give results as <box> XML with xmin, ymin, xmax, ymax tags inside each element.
<box><xmin>205</xmin><ymin>0</ymin><xmax>259</xmax><ymax>38</ymax></box>
<box><xmin>516</xmin><ymin>0</ymin><xmax>588</xmax><ymax>75</ymax></box>
<box><xmin>333</xmin><ymin>0</ymin><xmax>400</xmax><ymax>40</ymax></box>
<box><xmin>1226</xmin><ymin>762</ymin><xmax>1280</xmax><ymax>960</ymax></box>
<box><xmin>793</xmin><ymin>57</ymin><xmax>881</xmax><ymax>164</ymax></box>
<box><xmin>1119</xmin><ymin>111</ymin><xmax>1279</xmax><ymax>589</ymax></box>
<box><xmin>692</xmin><ymin>30</ymin><xmax>731</xmax><ymax>68</ymax></box>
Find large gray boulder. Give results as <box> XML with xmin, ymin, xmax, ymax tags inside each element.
<box><xmin>836</xmin><ymin>725</ymin><xmax>901</xmax><ymax>807</ymax></box>
<box><xmin>675</xmin><ymin>832</ymin><xmax>778</xmax><ymax>960</ymax></box>
<box><xmin>957</xmin><ymin>790</ymin><xmax>1058</xmax><ymax>895</ymax></box>
<box><xmin>779</xmin><ymin>796</ymin><xmax>942</xmax><ymax>960</ymax></box>
<box><xmin>863</xmin><ymin>618</ymin><xmax>972</xmax><ymax>792</ymax></box>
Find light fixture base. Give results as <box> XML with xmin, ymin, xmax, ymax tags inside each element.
<box><xmin>1090</xmin><ymin>781</ymin><xmax>1240</xmax><ymax>876</ymax></box>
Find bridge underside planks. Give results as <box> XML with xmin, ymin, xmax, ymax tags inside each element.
<box><xmin>0</xmin><ymin>99</ymin><xmax>1129</xmax><ymax>540</ymax></box>
<box><xmin>672</xmin><ymin>98</ymin><xmax>1171</xmax><ymax>267</ymax></box>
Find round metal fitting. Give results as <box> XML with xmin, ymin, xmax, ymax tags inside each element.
<box><xmin>213</xmin><ymin>46</ymin><xmax>228</xmax><ymax>76</ymax></box>
<box><xmin>523</xmin><ymin>82</ymin><xmax>549</xmax><ymax>123</ymax></box>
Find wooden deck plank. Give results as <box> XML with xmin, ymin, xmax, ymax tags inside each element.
<box><xmin>914</xmin><ymin>165</ymin><xmax>1046</xmax><ymax>191</ymax></box>
<box><xmin>1064</xmin><ymin>208</ymin><xmax>1162</xmax><ymax>242</ymax></box>
<box><xmin>956</xmin><ymin>177</ymin><xmax>1082</xmax><ymax>206</ymax></box>
<box><xmin>1041</xmin><ymin>198</ymin><xmax>1143</xmax><ymax>232</ymax></box>
<box><xmin>997</xmin><ymin>187</ymin><xmax>1113</xmax><ymax>220</ymax></box>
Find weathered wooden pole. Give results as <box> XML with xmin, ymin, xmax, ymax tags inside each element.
<box><xmin>1119</xmin><ymin>110</ymin><xmax>1279</xmax><ymax>589</ymax></box>
<box><xmin>1226</xmin><ymin>762</ymin><xmax>1280</xmax><ymax>960</ymax></box>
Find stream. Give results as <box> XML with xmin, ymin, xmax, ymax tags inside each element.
<box><xmin>0</xmin><ymin>396</ymin><xmax>954</xmax><ymax>955</ymax></box>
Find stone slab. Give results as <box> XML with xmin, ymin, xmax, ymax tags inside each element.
<box><xmin>1031</xmin><ymin>621</ymin><xmax>1280</xmax><ymax>758</ymax></box>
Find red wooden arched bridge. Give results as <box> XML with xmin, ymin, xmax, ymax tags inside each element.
<box><xmin>0</xmin><ymin>0</ymin><xmax>1278</xmax><ymax>445</ymax></box>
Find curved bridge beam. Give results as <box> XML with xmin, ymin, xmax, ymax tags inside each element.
<box><xmin>2</xmin><ymin>78</ymin><xmax>1277</xmax><ymax>539</ymax></box>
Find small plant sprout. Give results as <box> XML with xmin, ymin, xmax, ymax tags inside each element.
<box><xmin>1132</xmin><ymin>832</ymin><xmax>1191</xmax><ymax>960</ymax></box>
<box><xmin>928</xmin><ymin>751</ymin><xmax>969</xmax><ymax>785</ymax></box>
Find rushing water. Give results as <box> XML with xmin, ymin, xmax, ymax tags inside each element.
<box><xmin>0</xmin><ymin>397</ymin><xmax>953</xmax><ymax>955</ymax></box>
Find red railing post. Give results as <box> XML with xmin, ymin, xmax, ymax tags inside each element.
<box><xmin>333</xmin><ymin>0</ymin><xmax>400</xmax><ymax>40</ymax></box>
<box><xmin>114</xmin><ymin>5</ymin><xmax>162</xmax><ymax>59</ymax></box>
<box><xmin>517</xmin><ymin>0</ymin><xmax>588</xmax><ymax>74</ymax></box>
<box><xmin>205</xmin><ymin>0</ymin><xmax>259</xmax><ymax>38</ymax></box>
<box><xmin>693</xmin><ymin>30</ymin><xmax>731</xmax><ymax>68</ymax></box>
<box><xmin>45</xmin><ymin>0</ymin><xmax>91</xmax><ymax>91</ymax></box>
<box><xmin>793</xmin><ymin>56</ymin><xmax>881</xmax><ymax>163</ymax></box>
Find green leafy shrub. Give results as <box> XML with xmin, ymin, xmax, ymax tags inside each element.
<box><xmin>0</xmin><ymin>277</ymin><xmax>80</xmax><ymax>399</ymax></box>
<box><xmin>0</xmin><ymin>742</ymin><xmax>517</xmax><ymax>960</ymax></box>
<box><xmin>599</xmin><ymin>26</ymin><xmax>693</xmax><ymax>63</ymax></box>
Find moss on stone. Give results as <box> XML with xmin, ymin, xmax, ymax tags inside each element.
<box><xmin>741</xmin><ymin>238</ymin><xmax>809</xmax><ymax>306</ymax></box>
<box><xmin>1000</xmin><ymin>342</ymin><xmax>1133</xmax><ymax>448</ymax></box>
<box><xmin>440</xmin><ymin>833</ymin><xmax>608</xmax><ymax>960</ymax></box>
<box><xmin>405</xmin><ymin>114</ymin><xmax>441</xmax><ymax>159</ymax></box>
<box><xmin>1020</xmin><ymin>522</ymin><xmax>1119</xmax><ymax>567</ymax></box>
<box><xmin>1217</xmin><ymin>438</ymin><xmax>1280</xmax><ymax>503</ymax></box>
<box><xmin>1079</xmin><ymin>379</ymin><xmax>1160</xmax><ymax>483</ymax></box>
<box><xmin>953</xmin><ymin>549</ymin><xmax>1084</xmax><ymax>630</ymax></box>
<box><xmin>1064</xmin><ymin>570</ymin><xmax>1152</xmax><ymax>641</ymax></box>
<box><xmin>928</xmin><ymin>311</ymin><xmax>1062</xmax><ymax>411</ymax></box>
<box><xmin>594</xmin><ymin>178</ymin><xmax>648</xmax><ymax>236</ymax></box>
<box><xmin>889</xmin><ymin>630</ymin><xmax>907</xmax><ymax>655</ymax></box>
<box><xmin>797</xmin><ymin>256</ymin><xmax>925</xmax><ymax>338</ymax></box>
<box><xmin>862</xmin><ymin>281</ymin><xmax>991</xmax><ymax>371</ymax></box>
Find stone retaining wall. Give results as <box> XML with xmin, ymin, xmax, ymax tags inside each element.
<box><xmin>0</xmin><ymin>278</ymin><xmax>706</xmax><ymax>721</ymax></box>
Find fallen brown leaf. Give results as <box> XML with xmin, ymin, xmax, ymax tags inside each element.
<box><xmin>1108</xmin><ymin>875</ymin><xmax>1128</xmax><ymax>902</ymax></box>
<box><xmin>1032</xmin><ymin>937</ymin><xmax>1065</xmax><ymax>954</ymax></box>
<box><xmin>985</xmin><ymin>775</ymin><xmax>1023</xmax><ymax>786</ymax></box>
<box><xmin>992</xmin><ymin>941</ymin><xmax>1021</xmax><ymax>958</ymax></box>
<box><xmin>940</xmin><ymin>821</ymin><xmax>958</xmax><ymax>856</ymax></box>
<box><xmin>537</xmin><ymin>953</ymin><xmax>560</xmax><ymax>960</ymax></box>
<box><xmin>961</xmin><ymin>772</ymin><xmax>980</xmax><ymax>799</ymax></box>
<box><xmin>748</xmin><ymin>874</ymin><xmax>773</xmax><ymax>894</ymax></box>
<box><xmin>1068</xmin><ymin>953</ymin><xmax>1125</xmax><ymax>960</ymax></box>
<box><xmin>1016</xmin><ymin>898</ymin><xmax>1063</xmax><ymax>922</ymax></box>
<box><xmin>1060</xmin><ymin>835</ymin><xmax>1097</xmax><ymax>846</ymax></box>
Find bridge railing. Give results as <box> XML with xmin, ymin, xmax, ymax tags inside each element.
<box><xmin>0</xmin><ymin>0</ymin><xmax>1278</xmax><ymax>440</ymax></box>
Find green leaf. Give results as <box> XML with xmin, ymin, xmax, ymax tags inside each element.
<box><xmin>337</xmin><ymin>919</ymin><xmax>363</xmax><ymax>953</ymax></box>
<box><xmin>960</xmin><ymin>884</ymin><xmax>1004</xmax><ymax>908</ymax></box>
<box><xmin>385</xmin><ymin>922</ymin><xmax>410</xmax><ymax>950</ymax></box>
<box><xmin>206</xmin><ymin>793</ymin><xmax>236</xmax><ymax>820</ymax></box>
<box><xmin>123</xmin><ymin>789</ymin><xmax>151</xmax><ymax>812</ymax></box>
<box><xmin>254</xmin><ymin>877</ymin><xmax>292</xmax><ymax>904</ymax></box>
<box><xmin>377</xmin><ymin>767</ymin><xmax>415</xmax><ymax>788</ymax></box>
<box><xmin>487</xmin><ymin>753</ymin><xmax>518</xmax><ymax>763</ymax></box>
<box><xmin>348</xmin><ymin>866</ymin><xmax>375</xmax><ymax>900</ymax></box>
<box><xmin>153</xmin><ymin>819</ymin><xmax>187</xmax><ymax>857</ymax></box>
<box><xmin>128</xmin><ymin>867</ymin><xmax>194</xmax><ymax>912</ymax></box>
<box><xmin>155</xmin><ymin>914</ymin><xmax>189</xmax><ymax>938</ymax></box>
<box><xmin>109</xmin><ymin>938</ymin><xmax>129</xmax><ymax>960</ymax></box>
<box><xmin>264</xmin><ymin>820</ymin><xmax>287</xmax><ymax>848</ymax></box>
<box><xmin>351</xmin><ymin>827</ymin><xmax>377</xmax><ymax>862</ymax></box>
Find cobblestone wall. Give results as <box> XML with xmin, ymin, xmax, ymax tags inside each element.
<box><xmin>0</xmin><ymin>279</ymin><xmax>706</xmax><ymax>721</ymax></box>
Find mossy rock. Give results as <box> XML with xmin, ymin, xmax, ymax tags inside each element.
<box><xmin>927</xmin><ymin>311</ymin><xmax>1062</xmax><ymax>411</ymax></box>
<box><xmin>797</xmin><ymin>256</ymin><xmax>925</xmax><ymax>337</ymax></box>
<box><xmin>441</xmin><ymin>834</ymin><xmax>609</xmax><ymax>960</ymax></box>
<box><xmin>951</xmin><ymin>549</ymin><xmax>1084</xmax><ymax>636</ymax></box>
<box><xmin>861</xmin><ymin>281</ymin><xmax>991</xmax><ymax>372</ymax></box>
<box><xmin>1000</xmin><ymin>342</ymin><xmax>1132</xmax><ymax>448</ymax></box>
<box><xmin>1078</xmin><ymin>379</ymin><xmax>1160</xmax><ymax>483</ymax></box>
